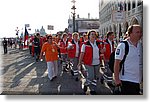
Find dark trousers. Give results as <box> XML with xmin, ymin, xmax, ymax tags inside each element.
<box><xmin>29</xmin><ymin>46</ymin><xmax>32</xmax><ymax>54</ymax></box>
<box><xmin>103</xmin><ymin>61</ymin><xmax>113</xmax><ymax>84</ymax></box>
<box><xmin>34</xmin><ymin>47</ymin><xmax>40</xmax><ymax>61</ymax></box>
<box><xmin>121</xmin><ymin>81</ymin><xmax>140</xmax><ymax>95</ymax></box>
<box><xmin>4</xmin><ymin>46</ymin><xmax>7</xmax><ymax>54</ymax></box>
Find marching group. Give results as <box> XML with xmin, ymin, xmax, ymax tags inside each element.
<box><xmin>2</xmin><ymin>24</ymin><xmax>143</xmax><ymax>95</ymax></box>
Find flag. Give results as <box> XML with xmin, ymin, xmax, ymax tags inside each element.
<box><xmin>24</xmin><ymin>27</ymin><xmax>29</xmax><ymax>47</ymax></box>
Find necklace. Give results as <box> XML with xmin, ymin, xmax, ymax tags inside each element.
<box><xmin>48</xmin><ymin>43</ymin><xmax>55</xmax><ymax>52</ymax></box>
<box><xmin>51</xmin><ymin>44</ymin><xmax>55</xmax><ymax>52</ymax></box>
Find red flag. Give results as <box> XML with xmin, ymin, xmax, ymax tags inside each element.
<box><xmin>24</xmin><ymin>27</ymin><xmax>29</xmax><ymax>47</ymax></box>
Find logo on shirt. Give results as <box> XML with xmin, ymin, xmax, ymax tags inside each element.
<box><xmin>116</xmin><ymin>49</ymin><xmax>120</xmax><ymax>55</ymax></box>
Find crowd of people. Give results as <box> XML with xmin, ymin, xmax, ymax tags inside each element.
<box><xmin>1</xmin><ymin>37</ymin><xmax>24</xmax><ymax>54</ymax></box>
<box><xmin>2</xmin><ymin>24</ymin><xmax>143</xmax><ymax>95</ymax></box>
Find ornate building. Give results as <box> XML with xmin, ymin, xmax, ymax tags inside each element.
<box><xmin>35</xmin><ymin>26</ymin><xmax>46</xmax><ymax>36</ymax></box>
<box><xmin>99</xmin><ymin>0</ymin><xmax>143</xmax><ymax>39</ymax></box>
<box><xmin>68</xmin><ymin>14</ymin><xmax>100</xmax><ymax>34</ymax></box>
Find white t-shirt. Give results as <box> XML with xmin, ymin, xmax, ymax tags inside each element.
<box><xmin>74</xmin><ymin>40</ymin><xmax>79</xmax><ymax>57</ymax></box>
<box><xmin>81</xmin><ymin>41</ymin><xmax>100</xmax><ymax>65</ymax></box>
<box><xmin>115</xmin><ymin>40</ymin><xmax>142</xmax><ymax>83</ymax></box>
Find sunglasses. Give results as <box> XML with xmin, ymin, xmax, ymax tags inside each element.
<box><xmin>90</xmin><ymin>33</ymin><xmax>96</xmax><ymax>36</ymax></box>
<box><xmin>48</xmin><ymin>37</ymin><xmax>52</xmax><ymax>39</ymax></box>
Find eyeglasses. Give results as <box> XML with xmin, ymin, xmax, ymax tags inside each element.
<box><xmin>90</xmin><ymin>33</ymin><xmax>96</xmax><ymax>36</ymax></box>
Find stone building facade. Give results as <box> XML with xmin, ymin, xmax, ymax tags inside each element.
<box><xmin>99</xmin><ymin>0</ymin><xmax>143</xmax><ymax>39</ymax></box>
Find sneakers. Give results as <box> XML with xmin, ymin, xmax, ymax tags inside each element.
<box><xmin>50</xmin><ymin>78</ymin><xmax>54</xmax><ymax>81</ymax></box>
<box><xmin>50</xmin><ymin>76</ymin><xmax>57</xmax><ymax>81</ymax></box>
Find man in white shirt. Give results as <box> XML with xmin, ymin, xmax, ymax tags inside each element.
<box><xmin>114</xmin><ymin>24</ymin><xmax>143</xmax><ymax>95</ymax></box>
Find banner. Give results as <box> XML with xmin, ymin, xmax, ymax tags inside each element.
<box><xmin>47</xmin><ymin>25</ymin><xmax>54</xmax><ymax>30</ymax></box>
<box><xmin>112</xmin><ymin>11</ymin><xmax>126</xmax><ymax>22</ymax></box>
<box><xmin>25</xmin><ymin>24</ymin><xmax>30</xmax><ymax>28</ymax></box>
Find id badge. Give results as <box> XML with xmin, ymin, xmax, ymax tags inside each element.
<box><xmin>52</xmin><ymin>49</ymin><xmax>55</xmax><ymax>52</ymax></box>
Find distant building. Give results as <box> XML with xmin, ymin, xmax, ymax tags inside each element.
<box><xmin>68</xmin><ymin>14</ymin><xmax>100</xmax><ymax>35</ymax></box>
<box><xmin>35</xmin><ymin>26</ymin><xmax>46</xmax><ymax>36</ymax></box>
<box><xmin>99</xmin><ymin>0</ymin><xmax>143</xmax><ymax>39</ymax></box>
<box><xmin>35</xmin><ymin>29</ymin><xmax>40</xmax><ymax>33</ymax></box>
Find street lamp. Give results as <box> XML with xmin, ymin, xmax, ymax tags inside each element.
<box><xmin>15</xmin><ymin>27</ymin><xmax>19</xmax><ymax>49</ymax></box>
<box><xmin>15</xmin><ymin>27</ymin><xmax>19</xmax><ymax>36</ymax></box>
<box><xmin>71</xmin><ymin>0</ymin><xmax>76</xmax><ymax>33</ymax></box>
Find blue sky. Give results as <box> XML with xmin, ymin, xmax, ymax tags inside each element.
<box><xmin>0</xmin><ymin>0</ymin><xmax>99</xmax><ymax>38</ymax></box>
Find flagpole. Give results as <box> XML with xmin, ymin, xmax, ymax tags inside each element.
<box><xmin>15</xmin><ymin>27</ymin><xmax>19</xmax><ymax>49</ymax></box>
<box><xmin>24</xmin><ymin>26</ymin><xmax>25</xmax><ymax>48</ymax></box>
<box><xmin>24</xmin><ymin>26</ymin><xmax>29</xmax><ymax>48</ymax></box>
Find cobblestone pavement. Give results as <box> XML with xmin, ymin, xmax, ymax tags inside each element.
<box><xmin>0</xmin><ymin>47</ymin><xmax>112</xmax><ymax>95</ymax></box>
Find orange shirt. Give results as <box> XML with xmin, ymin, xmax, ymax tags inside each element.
<box><xmin>41</xmin><ymin>42</ymin><xmax>58</xmax><ymax>62</ymax></box>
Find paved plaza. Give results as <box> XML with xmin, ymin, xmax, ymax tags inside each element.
<box><xmin>0</xmin><ymin>47</ymin><xmax>112</xmax><ymax>95</ymax></box>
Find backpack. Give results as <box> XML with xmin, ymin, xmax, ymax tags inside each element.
<box><xmin>108</xmin><ymin>41</ymin><xmax>129</xmax><ymax>75</ymax></box>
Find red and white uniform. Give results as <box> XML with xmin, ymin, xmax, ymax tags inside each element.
<box><xmin>67</xmin><ymin>39</ymin><xmax>81</xmax><ymax>58</ymax></box>
<box><xmin>81</xmin><ymin>40</ymin><xmax>101</xmax><ymax>65</ymax></box>
<box><xmin>103</xmin><ymin>39</ymin><xmax>115</xmax><ymax>61</ymax></box>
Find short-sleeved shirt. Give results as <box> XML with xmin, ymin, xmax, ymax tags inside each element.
<box><xmin>41</xmin><ymin>42</ymin><xmax>58</xmax><ymax>62</ymax></box>
<box><xmin>81</xmin><ymin>40</ymin><xmax>100</xmax><ymax>65</ymax></box>
<box><xmin>115</xmin><ymin>40</ymin><xmax>142</xmax><ymax>83</ymax></box>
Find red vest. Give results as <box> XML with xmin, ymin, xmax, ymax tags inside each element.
<box><xmin>83</xmin><ymin>41</ymin><xmax>101</xmax><ymax>65</ymax></box>
<box><xmin>39</xmin><ymin>37</ymin><xmax>43</xmax><ymax>48</ymax></box>
<box><xmin>97</xmin><ymin>40</ymin><xmax>105</xmax><ymax>60</ymax></box>
<box><xmin>104</xmin><ymin>39</ymin><xmax>114</xmax><ymax>60</ymax></box>
<box><xmin>60</xmin><ymin>40</ymin><xmax>68</xmax><ymax>54</ymax></box>
<box><xmin>68</xmin><ymin>40</ymin><xmax>81</xmax><ymax>58</ymax></box>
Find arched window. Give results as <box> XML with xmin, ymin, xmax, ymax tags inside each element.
<box><xmin>132</xmin><ymin>0</ymin><xmax>136</xmax><ymax>9</ymax></box>
<box><xmin>131</xmin><ymin>17</ymin><xmax>139</xmax><ymax>25</ymax></box>
<box><xmin>128</xmin><ymin>0</ymin><xmax>131</xmax><ymax>11</ymax></box>
<box><xmin>137</xmin><ymin>0</ymin><xmax>142</xmax><ymax>6</ymax></box>
<box><xmin>124</xmin><ymin>3</ymin><xmax>126</xmax><ymax>11</ymax></box>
